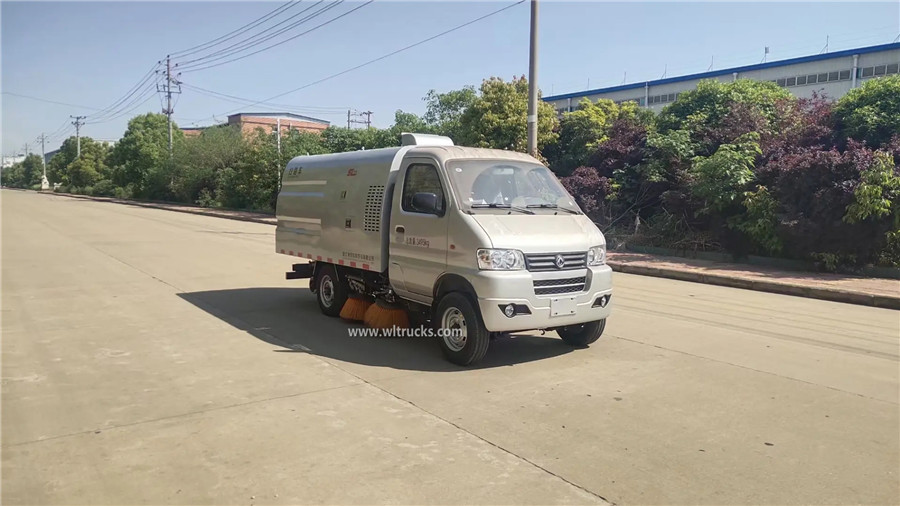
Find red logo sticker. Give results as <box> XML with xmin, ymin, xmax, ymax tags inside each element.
<box><xmin>347</xmin><ymin>168</ymin><xmax>357</xmax><ymax>176</ymax></box>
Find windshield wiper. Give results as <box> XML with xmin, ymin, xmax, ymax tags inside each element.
<box><xmin>471</xmin><ymin>203</ymin><xmax>534</xmax><ymax>215</ymax></box>
<box><xmin>526</xmin><ymin>204</ymin><xmax>581</xmax><ymax>215</ymax></box>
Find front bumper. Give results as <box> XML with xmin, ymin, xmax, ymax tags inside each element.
<box><xmin>469</xmin><ymin>264</ymin><xmax>613</xmax><ymax>333</ymax></box>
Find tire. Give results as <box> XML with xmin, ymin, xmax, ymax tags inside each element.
<box><xmin>316</xmin><ymin>264</ymin><xmax>348</xmax><ymax>317</ymax></box>
<box><xmin>435</xmin><ymin>293</ymin><xmax>490</xmax><ymax>366</ymax></box>
<box><xmin>557</xmin><ymin>319</ymin><xmax>606</xmax><ymax>347</ymax></box>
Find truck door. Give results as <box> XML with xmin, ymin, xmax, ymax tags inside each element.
<box><xmin>389</xmin><ymin>158</ymin><xmax>449</xmax><ymax>301</ymax></box>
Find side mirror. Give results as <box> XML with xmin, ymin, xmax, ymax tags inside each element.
<box><xmin>412</xmin><ymin>192</ymin><xmax>440</xmax><ymax>214</ymax></box>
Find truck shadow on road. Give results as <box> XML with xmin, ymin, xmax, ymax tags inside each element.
<box><xmin>178</xmin><ymin>287</ymin><xmax>574</xmax><ymax>371</ymax></box>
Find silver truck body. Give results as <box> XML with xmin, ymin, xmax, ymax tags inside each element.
<box><xmin>276</xmin><ymin>135</ymin><xmax>612</xmax><ymax>336</ymax></box>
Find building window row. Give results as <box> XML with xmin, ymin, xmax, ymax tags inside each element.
<box><xmin>773</xmin><ymin>69</ymin><xmax>851</xmax><ymax>87</ymax></box>
<box><xmin>615</xmin><ymin>98</ymin><xmax>645</xmax><ymax>106</ymax></box>
<box><xmin>648</xmin><ymin>92</ymin><xmax>679</xmax><ymax>105</ymax></box>
<box><xmin>771</xmin><ymin>63</ymin><xmax>899</xmax><ymax>88</ymax></box>
<box><xmin>859</xmin><ymin>63</ymin><xmax>900</xmax><ymax>78</ymax></box>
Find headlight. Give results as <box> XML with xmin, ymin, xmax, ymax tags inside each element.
<box><xmin>477</xmin><ymin>249</ymin><xmax>525</xmax><ymax>270</ymax></box>
<box><xmin>587</xmin><ymin>245</ymin><xmax>606</xmax><ymax>266</ymax></box>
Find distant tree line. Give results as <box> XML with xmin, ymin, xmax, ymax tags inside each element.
<box><xmin>3</xmin><ymin>75</ymin><xmax>898</xmax><ymax>269</ymax></box>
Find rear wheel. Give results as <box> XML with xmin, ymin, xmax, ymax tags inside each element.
<box><xmin>435</xmin><ymin>293</ymin><xmax>490</xmax><ymax>366</ymax></box>
<box><xmin>316</xmin><ymin>264</ymin><xmax>348</xmax><ymax>317</ymax></box>
<box><xmin>557</xmin><ymin>319</ymin><xmax>606</xmax><ymax>347</ymax></box>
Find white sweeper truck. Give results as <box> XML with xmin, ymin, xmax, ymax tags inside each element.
<box><xmin>276</xmin><ymin>133</ymin><xmax>612</xmax><ymax>365</ymax></box>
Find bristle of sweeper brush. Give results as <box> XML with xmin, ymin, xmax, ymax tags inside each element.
<box><xmin>363</xmin><ymin>300</ymin><xmax>410</xmax><ymax>330</ymax></box>
<box><xmin>339</xmin><ymin>296</ymin><xmax>371</xmax><ymax>321</ymax></box>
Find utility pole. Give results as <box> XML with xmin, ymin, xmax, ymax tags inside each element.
<box><xmin>38</xmin><ymin>133</ymin><xmax>49</xmax><ymax>189</ymax></box>
<box><xmin>39</xmin><ymin>134</ymin><xmax>46</xmax><ymax>169</ymax></box>
<box><xmin>526</xmin><ymin>0</ymin><xmax>539</xmax><ymax>158</ymax></box>
<box><xmin>276</xmin><ymin>117</ymin><xmax>282</xmax><ymax>157</ymax></box>
<box><xmin>167</xmin><ymin>56</ymin><xmax>173</xmax><ymax>156</ymax></box>
<box><xmin>159</xmin><ymin>55</ymin><xmax>181</xmax><ymax>157</ymax></box>
<box><xmin>348</xmin><ymin>110</ymin><xmax>372</xmax><ymax>129</ymax></box>
<box><xmin>70</xmin><ymin>115</ymin><xmax>86</xmax><ymax>158</ymax></box>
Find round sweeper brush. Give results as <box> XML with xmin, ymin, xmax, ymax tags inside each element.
<box><xmin>339</xmin><ymin>294</ymin><xmax>372</xmax><ymax>322</ymax></box>
<box><xmin>363</xmin><ymin>298</ymin><xmax>410</xmax><ymax>330</ymax></box>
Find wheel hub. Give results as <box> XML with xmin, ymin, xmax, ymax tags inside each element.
<box><xmin>320</xmin><ymin>276</ymin><xmax>334</xmax><ymax>308</ymax></box>
<box><xmin>442</xmin><ymin>307</ymin><xmax>468</xmax><ymax>352</ymax></box>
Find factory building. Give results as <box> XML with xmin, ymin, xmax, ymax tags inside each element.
<box><xmin>543</xmin><ymin>42</ymin><xmax>900</xmax><ymax>114</ymax></box>
<box><xmin>182</xmin><ymin>112</ymin><xmax>330</xmax><ymax>138</ymax></box>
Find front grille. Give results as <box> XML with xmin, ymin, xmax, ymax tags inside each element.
<box><xmin>533</xmin><ymin>276</ymin><xmax>586</xmax><ymax>296</ymax></box>
<box><xmin>525</xmin><ymin>252</ymin><xmax>586</xmax><ymax>272</ymax></box>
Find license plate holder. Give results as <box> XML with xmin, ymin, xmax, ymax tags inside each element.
<box><xmin>550</xmin><ymin>296</ymin><xmax>577</xmax><ymax>317</ymax></box>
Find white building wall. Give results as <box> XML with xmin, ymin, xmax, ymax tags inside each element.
<box><xmin>547</xmin><ymin>46</ymin><xmax>900</xmax><ymax>114</ymax></box>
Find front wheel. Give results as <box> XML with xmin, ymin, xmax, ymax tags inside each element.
<box><xmin>435</xmin><ymin>293</ymin><xmax>490</xmax><ymax>366</ymax></box>
<box><xmin>557</xmin><ymin>319</ymin><xmax>606</xmax><ymax>347</ymax></box>
<box><xmin>316</xmin><ymin>264</ymin><xmax>348</xmax><ymax>317</ymax></box>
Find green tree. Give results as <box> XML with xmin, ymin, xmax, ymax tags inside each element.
<box><xmin>320</xmin><ymin>126</ymin><xmax>397</xmax><ymax>153</ymax></box>
<box><xmin>456</xmin><ymin>76</ymin><xmax>559</xmax><ymax>156</ymax></box>
<box><xmin>280</xmin><ymin>128</ymin><xmax>329</xmax><ymax>159</ymax></box>
<box><xmin>833</xmin><ymin>75</ymin><xmax>900</xmax><ymax>148</ymax></box>
<box><xmin>1</xmin><ymin>162</ymin><xmax>26</xmax><ymax>188</ymax></box>
<box><xmin>733</xmin><ymin>185</ymin><xmax>782</xmax><ymax>254</ymax></box>
<box><xmin>66</xmin><ymin>155</ymin><xmax>102</xmax><ymax>188</ymax></box>
<box><xmin>844</xmin><ymin>151</ymin><xmax>900</xmax><ymax>224</ymax></box>
<box><xmin>657</xmin><ymin>79</ymin><xmax>792</xmax><ymax>154</ymax></box>
<box><xmin>423</xmin><ymin>86</ymin><xmax>477</xmax><ymax>140</ymax></box>
<box><xmin>173</xmin><ymin>125</ymin><xmax>245</xmax><ymax>204</ymax></box>
<box><xmin>690</xmin><ymin>132</ymin><xmax>761</xmax><ymax>214</ymax></box>
<box><xmin>390</xmin><ymin>110</ymin><xmax>430</xmax><ymax>135</ymax></box>
<box><xmin>214</xmin><ymin>127</ymin><xmax>282</xmax><ymax>211</ymax></box>
<box><xmin>47</xmin><ymin>138</ymin><xmax>78</xmax><ymax>184</ymax></box>
<box><xmin>20</xmin><ymin>154</ymin><xmax>45</xmax><ymax>187</ymax></box>
<box><xmin>210</xmin><ymin>126</ymin><xmax>331</xmax><ymax>212</ymax></box>
<box><xmin>47</xmin><ymin>136</ymin><xmax>111</xmax><ymax>188</ymax></box>
<box><xmin>551</xmin><ymin>98</ymin><xmax>650</xmax><ymax>175</ymax></box>
<box><xmin>109</xmin><ymin>113</ymin><xmax>183</xmax><ymax>199</ymax></box>
<box><xmin>1</xmin><ymin>154</ymin><xmax>49</xmax><ymax>189</ymax></box>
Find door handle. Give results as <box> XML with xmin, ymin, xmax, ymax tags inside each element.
<box><xmin>395</xmin><ymin>225</ymin><xmax>405</xmax><ymax>234</ymax></box>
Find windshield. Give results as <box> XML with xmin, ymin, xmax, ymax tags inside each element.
<box><xmin>446</xmin><ymin>160</ymin><xmax>579</xmax><ymax>213</ymax></box>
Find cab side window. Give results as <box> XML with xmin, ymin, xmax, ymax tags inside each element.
<box><xmin>402</xmin><ymin>163</ymin><xmax>445</xmax><ymax>215</ymax></box>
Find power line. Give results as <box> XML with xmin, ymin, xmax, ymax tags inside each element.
<box><xmin>209</xmin><ymin>0</ymin><xmax>525</xmax><ymax>115</ymax></box>
<box><xmin>174</xmin><ymin>0</ymin><xmax>330</xmax><ymax>68</ymax></box>
<box><xmin>84</xmin><ymin>81</ymin><xmax>160</xmax><ymax>125</ymax></box>
<box><xmin>84</xmin><ymin>81</ymin><xmax>159</xmax><ymax>124</ymax></box>
<box><xmin>178</xmin><ymin>1</ymin><xmax>372</xmax><ymax>73</ymax></box>
<box><xmin>169</xmin><ymin>0</ymin><xmax>299</xmax><ymax>58</ymax></box>
<box><xmin>180</xmin><ymin>82</ymin><xmax>347</xmax><ymax>113</ymax></box>
<box><xmin>83</xmin><ymin>63</ymin><xmax>161</xmax><ymax>122</ymax></box>
<box><xmin>46</xmin><ymin>118</ymin><xmax>74</xmax><ymax>140</ymax></box>
<box><xmin>1</xmin><ymin>91</ymin><xmax>104</xmax><ymax>111</ymax></box>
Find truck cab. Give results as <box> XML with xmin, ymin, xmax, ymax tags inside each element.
<box><xmin>276</xmin><ymin>134</ymin><xmax>612</xmax><ymax>365</ymax></box>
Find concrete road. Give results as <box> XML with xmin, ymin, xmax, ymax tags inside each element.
<box><xmin>2</xmin><ymin>190</ymin><xmax>898</xmax><ymax>505</ymax></box>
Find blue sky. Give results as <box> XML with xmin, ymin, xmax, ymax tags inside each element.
<box><xmin>2</xmin><ymin>1</ymin><xmax>899</xmax><ymax>155</ymax></box>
